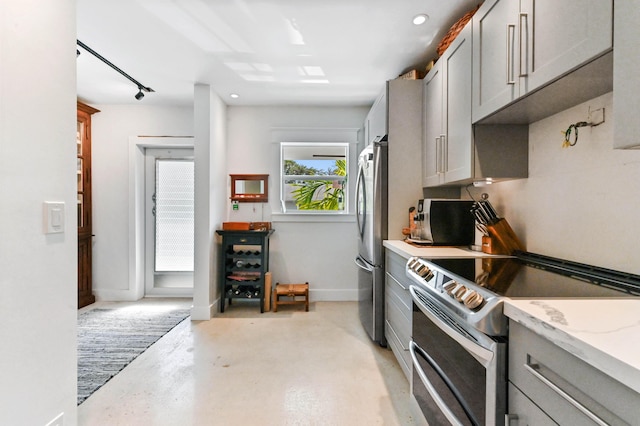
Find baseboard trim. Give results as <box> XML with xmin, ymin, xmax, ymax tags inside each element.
<box><xmin>190</xmin><ymin>302</ymin><xmax>215</xmax><ymax>320</ymax></box>
<box><xmin>93</xmin><ymin>288</ymin><xmax>141</xmax><ymax>302</ymax></box>
<box><xmin>308</xmin><ymin>289</ymin><xmax>358</xmax><ymax>301</ymax></box>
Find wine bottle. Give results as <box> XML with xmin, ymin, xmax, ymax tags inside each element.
<box><xmin>244</xmin><ymin>286</ymin><xmax>253</xmax><ymax>298</ymax></box>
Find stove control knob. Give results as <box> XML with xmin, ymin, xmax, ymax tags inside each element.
<box><xmin>420</xmin><ymin>268</ymin><xmax>434</xmax><ymax>281</ymax></box>
<box><xmin>462</xmin><ymin>290</ymin><xmax>484</xmax><ymax>310</ymax></box>
<box><xmin>443</xmin><ymin>280</ymin><xmax>457</xmax><ymax>294</ymax></box>
<box><xmin>452</xmin><ymin>285</ymin><xmax>467</xmax><ymax>301</ymax></box>
<box><xmin>415</xmin><ymin>264</ymin><xmax>432</xmax><ymax>279</ymax></box>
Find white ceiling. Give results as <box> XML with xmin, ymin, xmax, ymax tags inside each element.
<box><xmin>76</xmin><ymin>0</ymin><xmax>480</xmax><ymax>107</ymax></box>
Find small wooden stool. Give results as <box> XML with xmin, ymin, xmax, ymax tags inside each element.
<box><xmin>273</xmin><ymin>282</ymin><xmax>309</xmax><ymax>312</ymax></box>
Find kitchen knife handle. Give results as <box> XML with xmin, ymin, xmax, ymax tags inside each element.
<box><xmin>483</xmin><ymin>200</ymin><xmax>500</xmax><ymax>222</ymax></box>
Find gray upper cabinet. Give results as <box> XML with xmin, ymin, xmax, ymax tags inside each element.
<box><xmin>613</xmin><ymin>0</ymin><xmax>640</xmax><ymax>149</ymax></box>
<box><xmin>472</xmin><ymin>0</ymin><xmax>613</xmax><ymax>123</ymax></box>
<box><xmin>364</xmin><ymin>89</ymin><xmax>387</xmax><ymax>146</ymax></box>
<box><xmin>423</xmin><ymin>20</ymin><xmax>528</xmax><ymax>188</ymax></box>
<box><xmin>471</xmin><ymin>0</ymin><xmax>520</xmax><ymax>123</ymax></box>
<box><xmin>422</xmin><ymin>57</ymin><xmax>444</xmax><ymax>187</ymax></box>
<box><xmin>423</xmin><ymin>23</ymin><xmax>473</xmax><ymax>187</ymax></box>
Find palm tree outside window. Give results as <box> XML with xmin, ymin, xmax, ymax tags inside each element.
<box><xmin>280</xmin><ymin>142</ymin><xmax>349</xmax><ymax>213</ymax></box>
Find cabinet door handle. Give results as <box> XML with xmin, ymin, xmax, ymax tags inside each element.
<box><xmin>387</xmin><ymin>272</ymin><xmax>408</xmax><ymax>291</ymax></box>
<box><xmin>506</xmin><ymin>24</ymin><xmax>516</xmax><ymax>85</ymax></box>
<box><xmin>524</xmin><ymin>359</ymin><xmax>609</xmax><ymax>426</ymax></box>
<box><xmin>435</xmin><ymin>137</ymin><xmax>441</xmax><ymax>174</ymax></box>
<box><xmin>442</xmin><ymin>135</ymin><xmax>448</xmax><ymax>173</ymax></box>
<box><xmin>519</xmin><ymin>13</ymin><xmax>528</xmax><ymax>77</ymax></box>
<box><xmin>437</xmin><ymin>135</ymin><xmax>446</xmax><ymax>174</ymax></box>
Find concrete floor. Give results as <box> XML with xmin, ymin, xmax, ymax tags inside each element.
<box><xmin>77</xmin><ymin>299</ymin><xmax>416</xmax><ymax>425</ymax></box>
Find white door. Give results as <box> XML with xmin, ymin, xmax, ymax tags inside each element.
<box><xmin>145</xmin><ymin>148</ymin><xmax>194</xmax><ymax>296</ymax></box>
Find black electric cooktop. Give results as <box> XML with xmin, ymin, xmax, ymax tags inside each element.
<box><xmin>427</xmin><ymin>251</ymin><xmax>640</xmax><ymax>299</ymax></box>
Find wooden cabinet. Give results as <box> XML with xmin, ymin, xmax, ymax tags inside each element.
<box><xmin>77</xmin><ymin>101</ymin><xmax>99</xmax><ymax>309</ymax></box>
<box><xmin>216</xmin><ymin>230</ymin><xmax>273</xmax><ymax>313</ymax></box>
<box><xmin>473</xmin><ymin>0</ymin><xmax>613</xmax><ymax>123</ymax></box>
<box><xmin>384</xmin><ymin>250</ymin><xmax>412</xmax><ymax>381</ymax></box>
<box><xmin>509</xmin><ymin>320</ymin><xmax>638</xmax><ymax>425</ymax></box>
<box><xmin>423</xmin><ymin>22</ymin><xmax>473</xmax><ymax>187</ymax></box>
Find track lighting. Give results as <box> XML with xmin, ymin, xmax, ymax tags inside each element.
<box><xmin>76</xmin><ymin>39</ymin><xmax>155</xmax><ymax>100</ymax></box>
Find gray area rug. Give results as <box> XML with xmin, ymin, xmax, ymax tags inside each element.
<box><xmin>77</xmin><ymin>308</ymin><xmax>190</xmax><ymax>405</ymax></box>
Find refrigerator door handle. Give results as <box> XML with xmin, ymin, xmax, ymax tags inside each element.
<box><xmin>354</xmin><ymin>256</ymin><xmax>374</xmax><ymax>272</ymax></box>
<box><xmin>355</xmin><ymin>164</ymin><xmax>366</xmax><ymax>239</ymax></box>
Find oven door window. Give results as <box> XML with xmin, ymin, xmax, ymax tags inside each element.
<box><xmin>412</xmin><ymin>305</ymin><xmax>486</xmax><ymax>426</ymax></box>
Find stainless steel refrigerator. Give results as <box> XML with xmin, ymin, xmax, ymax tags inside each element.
<box><xmin>355</xmin><ymin>135</ymin><xmax>387</xmax><ymax>346</ymax></box>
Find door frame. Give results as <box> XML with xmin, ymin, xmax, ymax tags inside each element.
<box><xmin>129</xmin><ymin>136</ymin><xmax>194</xmax><ymax>301</ymax></box>
<box><xmin>144</xmin><ymin>148</ymin><xmax>195</xmax><ymax>297</ymax></box>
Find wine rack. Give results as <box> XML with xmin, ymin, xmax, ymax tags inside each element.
<box><xmin>216</xmin><ymin>229</ymin><xmax>273</xmax><ymax>313</ymax></box>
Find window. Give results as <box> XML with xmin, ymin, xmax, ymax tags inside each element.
<box><xmin>280</xmin><ymin>142</ymin><xmax>349</xmax><ymax>213</ymax></box>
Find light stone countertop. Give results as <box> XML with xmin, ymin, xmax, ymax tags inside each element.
<box><xmin>385</xmin><ymin>239</ymin><xmax>640</xmax><ymax>395</ymax></box>
<box><xmin>504</xmin><ymin>299</ymin><xmax>640</xmax><ymax>395</ymax></box>
<box><xmin>383</xmin><ymin>239</ymin><xmax>494</xmax><ymax>259</ymax></box>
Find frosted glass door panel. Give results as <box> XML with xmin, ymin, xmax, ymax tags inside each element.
<box><xmin>154</xmin><ymin>159</ymin><xmax>194</xmax><ymax>272</ymax></box>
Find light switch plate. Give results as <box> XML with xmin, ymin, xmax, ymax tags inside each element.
<box><xmin>43</xmin><ymin>201</ymin><xmax>65</xmax><ymax>234</ymax></box>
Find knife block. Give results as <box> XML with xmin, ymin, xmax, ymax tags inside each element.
<box><xmin>482</xmin><ymin>218</ymin><xmax>524</xmax><ymax>255</ymax></box>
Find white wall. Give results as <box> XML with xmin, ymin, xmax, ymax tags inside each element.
<box><xmin>90</xmin><ymin>105</ymin><xmax>193</xmax><ymax>299</ymax></box>
<box><xmin>91</xmin><ymin>103</ymin><xmax>367</xmax><ymax>305</ymax></box>
<box><xmin>193</xmin><ymin>85</ymin><xmax>227</xmax><ymax>319</ymax></box>
<box><xmin>0</xmin><ymin>0</ymin><xmax>78</xmax><ymax>424</ymax></box>
<box><xmin>468</xmin><ymin>92</ymin><xmax>640</xmax><ymax>274</ymax></box>
<box><xmin>225</xmin><ymin>106</ymin><xmax>368</xmax><ymax>300</ymax></box>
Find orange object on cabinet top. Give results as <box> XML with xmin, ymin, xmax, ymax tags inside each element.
<box><xmin>222</xmin><ymin>222</ymin><xmax>272</xmax><ymax>231</ymax></box>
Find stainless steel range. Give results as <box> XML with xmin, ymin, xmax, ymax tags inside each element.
<box><xmin>405</xmin><ymin>251</ymin><xmax>640</xmax><ymax>426</ymax></box>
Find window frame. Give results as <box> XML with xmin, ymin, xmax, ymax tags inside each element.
<box><xmin>279</xmin><ymin>141</ymin><xmax>351</xmax><ymax>216</ymax></box>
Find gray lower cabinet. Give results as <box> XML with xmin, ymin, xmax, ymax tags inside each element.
<box><xmin>508</xmin><ymin>320</ymin><xmax>639</xmax><ymax>425</ymax></box>
<box><xmin>385</xmin><ymin>250</ymin><xmax>412</xmax><ymax>381</ymax></box>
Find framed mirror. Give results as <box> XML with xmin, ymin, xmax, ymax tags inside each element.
<box><xmin>230</xmin><ymin>174</ymin><xmax>268</xmax><ymax>202</ymax></box>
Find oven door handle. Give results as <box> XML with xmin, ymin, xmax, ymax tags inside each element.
<box><xmin>410</xmin><ymin>341</ymin><xmax>481</xmax><ymax>426</ymax></box>
<box><xmin>410</xmin><ymin>285</ymin><xmax>495</xmax><ymax>366</ymax></box>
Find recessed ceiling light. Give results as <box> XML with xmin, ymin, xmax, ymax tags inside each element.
<box><xmin>413</xmin><ymin>14</ymin><xmax>429</xmax><ymax>25</ymax></box>
<box><xmin>230</xmin><ymin>93</ymin><xmax>239</xmax><ymax>99</ymax></box>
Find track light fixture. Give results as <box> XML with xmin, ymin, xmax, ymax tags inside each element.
<box><xmin>76</xmin><ymin>39</ymin><xmax>155</xmax><ymax>101</ymax></box>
